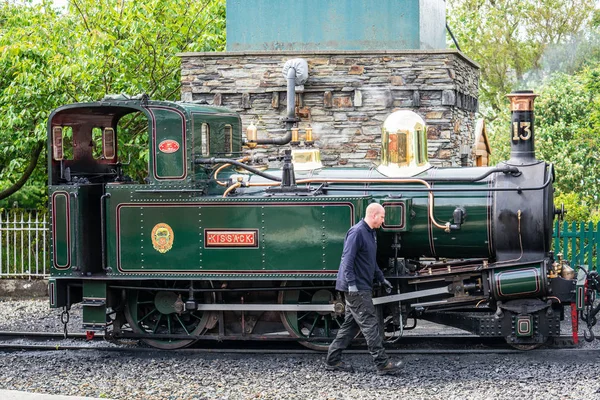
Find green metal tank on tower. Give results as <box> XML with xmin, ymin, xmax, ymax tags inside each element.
<box><xmin>226</xmin><ymin>0</ymin><xmax>447</xmax><ymax>51</ymax></box>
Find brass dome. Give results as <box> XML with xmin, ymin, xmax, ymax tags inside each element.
<box><xmin>378</xmin><ymin>110</ymin><xmax>430</xmax><ymax>177</ymax></box>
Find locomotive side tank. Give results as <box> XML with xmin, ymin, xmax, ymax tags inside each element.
<box><xmin>47</xmin><ymin>91</ymin><xmax>597</xmax><ymax>350</ymax></box>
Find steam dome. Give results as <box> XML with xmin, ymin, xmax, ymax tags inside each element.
<box><xmin>378</xmin><ymin>110</ymin><xmax>431</xmax><ymax>177</ymax></box>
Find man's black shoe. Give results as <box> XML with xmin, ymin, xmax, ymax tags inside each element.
<box><xmin>325</xmin><ymin>362</ymin><xmax>355</xmax><ymax>373</ymax></box>
<box><xmin>377</xmin><ymin>360</ymin><xmax>403</xmax><ymax>375</ymax></box>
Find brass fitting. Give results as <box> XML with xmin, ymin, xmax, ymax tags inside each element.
<box><xmin>560</xmin><ymin>262</ymin><xmax>575</xmax><ymax>280</ymax></box>
<box><xmin>304</xmin><ymin>124</ymin><xmax>314</xmax><ymax>146</ymax></box>
<box><xmin>290</xmin><ymin>125</ymin><xmax>300</xmax><ymax>146</ymax></box>
<box><xmin>246</xmin><ymin>121</ymin><xmax>257</xmax><ymax>148</ymax></box>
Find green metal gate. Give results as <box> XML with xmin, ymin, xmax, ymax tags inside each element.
<box><xmin>553</xmin><ymin>221</ymin><xmax>600</xmax><ymax>271</ymax></box>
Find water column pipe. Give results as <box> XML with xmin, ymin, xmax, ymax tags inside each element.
<box><xmin>254</xmin><ymin>58</ymin><xmax>308</xmax><ymax>145</ymax></box>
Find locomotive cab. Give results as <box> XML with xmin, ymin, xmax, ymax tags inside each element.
<box><xmin>47</xmin><ymin>103</ymin><xmax>143</xmax><ymax>279</ymax></box>
<box><xmin>48</xmin><ymin>96</ymin><xmax>243</xmax><ymax>188</ymax></box>
<box><xmin>47</xmin><ymin>96</ymin><xmax>242</xmax><ymax>311</ymax></box>
<box><xmin>49</xmin><ymin>119</ymin><xmax>123</xmax><ymax>185</ymax></box>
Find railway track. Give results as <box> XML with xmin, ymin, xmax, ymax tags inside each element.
<box><xmin>0</xmin><ymin>330</ymin><xmax>583</xmax><ymax>354</ymax></box>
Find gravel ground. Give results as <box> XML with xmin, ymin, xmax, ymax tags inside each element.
<box><xmin>1</xmin><ymin>299</ymin><xmax>600</xmax><ymax>400</ymax></box>
<box><xmin>1</xmin><ymin>348</ymin><xmax>600</xmax><ymax>399</ymax></box>
<box><xmin>0</xmin><ymin>298</ymin><xmax>84</xmax><ymax>334</ymax></box>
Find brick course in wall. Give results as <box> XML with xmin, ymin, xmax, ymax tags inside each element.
<box><xmin>179</xmin><ymin>50</ymin><xmax>479</xmax><ymax>168</ymax></box>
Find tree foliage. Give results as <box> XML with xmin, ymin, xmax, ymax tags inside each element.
<box><xmin>0</xmin><ymin>0</ymin><xmax>225</xmax><ymax>209</ymax></box>
<box><xmin>447</xmin><ymin>0</ymin><xmax>596</xmax><ymax>116</ymax></box>
<box><xmin>448</xmin><ymin>0</ymin><xmax>600</xmax><ymax>222</ymax></box>
<box><xmin>482</xmin><ymin>66</ymin><xmax>600</xmax><ymax>223</ymax></box>
<box><xmin>536</xmin><ymin>73</ymin><xmax>595</xmax><ymax>196</ymax></box>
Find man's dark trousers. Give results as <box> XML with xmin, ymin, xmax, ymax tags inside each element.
<box><xmin>326</xmin><ymin>290</ymin><xmax>388</xmax><ymax>368</ymax></box>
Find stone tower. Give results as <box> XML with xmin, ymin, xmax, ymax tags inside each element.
<box><xmin>179</xmin><ymin>0</ymin><xmax>479</xmax><ymax>167</ymax></box>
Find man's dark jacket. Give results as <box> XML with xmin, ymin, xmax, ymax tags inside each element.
<box><xmin>335</xmin><ymin>219</ymin><xmax>385</xmax><ymax>291</ymax></box>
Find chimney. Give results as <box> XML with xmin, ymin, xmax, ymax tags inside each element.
<box><xmin>506</xmin><ymin>90</ymin><xmax>538</xmax><ymax>164</ymax></box>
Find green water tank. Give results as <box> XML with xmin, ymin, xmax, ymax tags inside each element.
<box><xmin>226</xmin><ymin>0</ymin><xmax>447</xmax><ymax>51</ymax></box>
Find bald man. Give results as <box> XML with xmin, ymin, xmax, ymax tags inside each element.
<box><xmin>325</xmin><ymin>202</ymin><xmax>403</xmax><ymax>375</ymax></box>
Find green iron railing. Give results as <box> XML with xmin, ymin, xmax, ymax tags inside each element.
<box><xmin>553</xmin><ymin>221</ymin><xmax>600</xmax><ymax>271</ymax></box>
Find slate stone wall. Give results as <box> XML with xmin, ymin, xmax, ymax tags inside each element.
<box><xmin>179</xmin><ymin>50</ymin><xmax>479</xmax><ymax>167</ymax></box>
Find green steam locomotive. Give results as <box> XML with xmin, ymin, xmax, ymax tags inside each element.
<box><xmin>47</xmin><ymin>91</ymin><xmax>599</xmax><ymax>350</ymax></box>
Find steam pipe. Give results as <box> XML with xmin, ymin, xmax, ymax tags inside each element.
<box><xmin>317</xmin><ymin>176</ymin><xmax>552</xmax><ymax>192</ymax></box>
<box><xmin>411</xmin><ymin>166</ymin><xmax>519</xmax><ymax>182</ymax></box>
<box><xmin>195</xmin><ymin>157</ymin><xmax>282</xmax><ymax>182</ymax></box>
<box><xmin>223</xmin><ymin>181</ymin><xmax>242</xmax><ymax>198</ymax></box>
<box><xmin>213</xmin><ymin>156</ymin><xmax>251</xmax><ymax>187</ymax></box>
<box><xmin>241</xmin><ymin>165</ymin><xmax>534</xmax><ymax>189</ymax></box>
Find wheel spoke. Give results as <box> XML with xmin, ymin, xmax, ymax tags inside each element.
<box><xmin>137</xmin><ymin>308</ymin><xmax>158</xmax><ymax>324</ymax></box>
<box><xmin>125</xmin><ymin>285</ymin><xmax>212</xmax><ymax>350</ymax></box>
<box><xmin>152</xmin><ymin>314</ymin><xmax>163</xmax><ymax>334</ymax></box>
<box><xmin>174</xmin><ymin>314</ymin><xmax>191</xmax><ymax>335</ymax></box>
<box><xmin>333</xmin><ymin>316</ymin><xmax>343</xmax><ymax>329</ymax></box>
<box><xmin>279</xmin><ymin>282</ymin><xmax>338</xmax><ymax>351</ymax></box>
<box><xmin>307</xmin><ymin>315</ymin><xmax>320</xmax><ymax>337</ymax></box>
<box><xmin>191</xmin><ymin>312</ymin><xmax>204</xmax><ymax>321</ymax></box>
<box><xmin>297</xmin><ymin>312</ymin><xmax>309</xmax><ymax>322</ymax></box>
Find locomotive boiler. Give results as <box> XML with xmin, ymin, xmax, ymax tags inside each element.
<box><xmin>47</xmin><ymin>90</ymin><xmax>599</xmax><ymax>350</ymax></box>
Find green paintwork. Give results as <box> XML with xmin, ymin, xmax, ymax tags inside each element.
<box><xmin>515</xmin><ymin>314</ymin><xmax>533</xmax><ymax>337</ymax></box>
<box><xmin>82</xmin><ymin>281</ymin><xmax>107</xmax><ymax>329</ymax></box>
<box><xmin>51</xmin><ymin>190</ymin><xmax>70</xmax><ymax>269</ymax></box>
<box><xmin>105</xmin><ymin>185</ymin><xmax>368</xmax><ymax>278</ymax></box>
<box><xmin>48</xmin><ymin>279</ymin><xmax>62</xmax><ymax>308</ymax></box>
<box><xmin>381</xmin><ymin>199</ymin><xmax>412</xmax><ymax>232</ymax></box>
<box><xmin>98</xmin><ymin>161</ymin><xmax>492</xmax><ymax>278</ymax></box>
<box><xmin>379</xmin><ymin>167</ymin><xmax>493</xmax><ymax>259</ymax></box>
<box><xmin>385</xmin><ymin>181</ymin><xmax>491</xmax><ymax>259</ymax></box>
<box><xmin>241</xmin><ymin>166</ymin><xmax>494</xmax><ymax>259</ymax></box>
<box><xmin>153</xmin><ymin>107</ymin><xmax>186</xmax><ymax>179</ymax></box>
<box><xmin>493</xmin><ymin>264</ymin><xmax>543</xmax><ymax>298</ymax></box>
<box><xmin>49</xmin><ymin>185</ymin><xmax>104</xmax><ymax>277</ymax></box>
<box><xmin>83</xmin><ymin>280</ymin><xmax>107</xmax><ymax>298</ymax></box>
<box><xmin>47</xmin><ymin>100</ymin><xmax>500</xmax><ymax>285</ymax></box>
